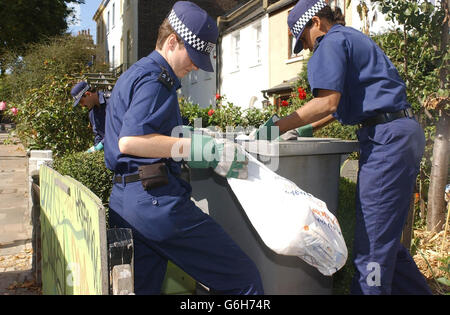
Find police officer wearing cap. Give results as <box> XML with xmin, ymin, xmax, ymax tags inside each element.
<box><xmin>254</xmin><ymin>0</ymin><xmax>431</xmax><ymax>294</ymax></box>
<box><xmin>71</xmin><ymin>81</ymin><xmax>108</xmax><ymax>153</ymax></box>
<box><xmin>104</xmin><ymin>1</ymin><xmax>263</xmax><ymax>295</ymax></box>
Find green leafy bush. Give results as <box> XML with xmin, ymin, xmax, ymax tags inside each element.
<box><xmin>0</xmin><ymin>35</ymin><xmax>108</xmax><ymax>157</ymax></box>
<box><xmin>333</xmin><ymin>177</ymin><xmax>357</xmax><ymax>295</ymax></box>
<box><xmin>3</xmin><ymin>74</ymin><xmax>93</xmax><ymax>156</ymax></box>
<box><xmin>180</xmin><ymin>96</ymin><xmax>274</xmax><ymax>131</ymax></box>
<box><xmin>53</xmin><ymin>150</ymin><xmax>113</xmax><ymax>206</ymax></box>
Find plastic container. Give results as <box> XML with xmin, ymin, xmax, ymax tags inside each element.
<box><xmin>190</xmin><ymin>138</ymin><xmax>359</xmax><ymax>294</ymax></box>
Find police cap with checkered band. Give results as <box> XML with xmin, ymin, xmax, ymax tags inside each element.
<box><xmin>288</xmin><ymin>0</ymin><xmax>328</xmax><ymax>53</ymax></box>
<box><xmin>71</xmin><ymin>81</ymin><xmax>90</xmax><ymax>107</ymax></box>
<box><xmin>168</xmin><ymin>1</ymin><xmax>218</xmax><ymax>72</ymax></box>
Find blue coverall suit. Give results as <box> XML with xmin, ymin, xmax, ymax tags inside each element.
<box><xmin>104</xmin><ymin>51</ymin><xmax>263</xmax><ymax>295</ymax></box>
<box><xmin>88</xmin><ymin>92</ymin><xmax>107</xmax><ymax>147</ymax></box>
<box><xmin>307</xmin><ymin>24</ymin><xmax>431</xmax><ymax>294</ymax></box>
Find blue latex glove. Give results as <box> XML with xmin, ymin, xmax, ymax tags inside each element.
<box><xmin>86</xmin><ymin>142</ymin><xmax>104</xmax><ymax>153</ymax></box>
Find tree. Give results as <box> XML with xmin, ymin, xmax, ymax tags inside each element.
<box><xmin>425</xmin><ymin>0</ymin><xmax>449</xmax><ymax>232</ymax></box>
<box><xmin>371</xmin><ymin>0</ymin><xmax>449</xmax><ymax>232</ymax></box>
<box><xmin>0</xmin><ymin>0</ymin><xmax>84</xmax><ymax>75</ymax></box>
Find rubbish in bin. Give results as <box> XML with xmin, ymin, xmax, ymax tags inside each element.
<box><xmin>227</xmin><ymin>152</ymin><xmax>348</xmax><ymax>276</ymax></box>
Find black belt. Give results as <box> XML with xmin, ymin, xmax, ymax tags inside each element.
<box><xmin>359</xmin><ymin>108</ymin><xmax>414</xmax><ymax>128</ymax></box>
<box><xmin>113</xmin><ymin>173</ymin><xmax>141</xmax><ymax>184</ymax></box>
<box><xmin>113</xmin><ymin>163</ymin><xmax>188</xmax><ymax>184</ymax></box>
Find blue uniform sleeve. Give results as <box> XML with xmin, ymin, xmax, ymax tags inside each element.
<box><xmin>119</xmin><ymin>77</ymin><xmax>173</xmax><ymax>138</ymax></box>
<box><xmin>89</xmin><ymin>110</ymin><xmax>103</xmax><ymax>146</ymax></box>
<box><xmin>308</xmin><ymin>36</ymin><xmax>348</xmax><ymax>97</ymax></box>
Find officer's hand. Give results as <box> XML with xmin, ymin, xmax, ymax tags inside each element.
<box><xmin>214</xmin><ymin>139</ymin><xmax>248</xmax><ymax>179</ymax></box>
<box><xmin>187</xmin><ymin>133</ymin><xmax>248</xmax><ymax>179</ymax></box>
<box><xmin>277</xmin><ymin>124</ymin><xmax>313</xmax><ymax>141</ymax></box>
<box><xmin>296</xmin><ymin>124</ymin><xmax>313</xmax><ymax>137</ymax></box>
<box><xmin>249</xmin><ymin>114</ymin><xmax>280</xmax><ymax>141</ymax></box>
<box><xmin>278</xmin><ymin>129</ymin><xmax>298</xmax><ymax>141</ymax></box>
<box><xmin>86</xmin><ymin>142</ymin><xmax>104</xmax><ymax>153</ymax></box>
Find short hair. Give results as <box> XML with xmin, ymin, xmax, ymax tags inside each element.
<box><xmin>156</xmin><ymin>18</ymin><xmax>184</xmax><ymax>50</ymax></box>
<box><xmin>87</xmin><ymin>86</ymin><xmax>97</xmax><ymax>93</ymax></box>
<box><xmin>305</xmin><ymin>5</ymin><xmax>346</xmax><ymax>28</ymax></box>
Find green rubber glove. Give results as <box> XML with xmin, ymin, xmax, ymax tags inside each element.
<box><xmin>250</xmin><ymin>114</ymin><xmax>280</xmax><ymax>141</ymax></box>
<box><xmin>277</xmin><ymin>124</ymin><xmax>313</xmax><ymax>141</ymax></box>
<box><xmin>296</xmin><ymin>124</ymin><xmax>313</xmax><ymax>137</ymax></box>
<box><xmin>187</xmin><ymin>133</ymin><xmax>248</xmax><ymax>179</ymax></box>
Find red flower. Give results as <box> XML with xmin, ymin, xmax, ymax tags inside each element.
<box><xmin>298</xmin><ymin>87</ymin><xmax>307</xmax><ymax>100</ymax></box>
<box><xmin>215</xmin><ymin>94</ymin><xmax>221</xmax><ymax>100</ymax></box>
<box><xmin>281</xmin><ymin>100</ymin><xmax>289</xmax><ymax>107</ymax></box>
<box><xmin>10</xmin><ymin>107</ymin><xmax>18</xmax><ymax>116</ymax></box>
<box><xmin>208</xmin><ymin>109</ymin><xmax>215</xmax><ymax>116</ymax></box>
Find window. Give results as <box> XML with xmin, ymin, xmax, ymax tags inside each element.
<box><xmin>112</xmin><ymin>46</ymin><xmax>115</xmax><ymax>68</ymax></box>
<box><xmin>190</xmin><ymin>71</ymin><xmax>198</xmax><ymax>84</ymax></box>
<box><xmin>288</xmin><ymin>9</ymin><xmax>303</xmax><ymax>60</ymax></box>
<box><xmin>204</xmin><ymin>47</ymin><xmax>215</xmax><ymax>80</ymax></box>
<box><xmin>232</xmin><ymin>32</ymin><xmax>240</xmax><ymax>71</ymax></box>
<box><xmin>254</xmin><ymin>24</ymin><xmax>262</xmax><ymax>65</ymax></box>
<box><xmin>328</xmin><ymin>0</ymin><xmax>345</xmax><ymax>12</ymax></box>
<box><xmin>100</xmin><ymin>20</ymin><xmax>104</xmax><ymax>42</ymax></box>
<box><xmin>288</xmin><ymin>30</ymin><xmax>302</xmax><ymax>60</ymax></box>
<box><xmin>126</xmin><ymin>30</ymin><xmax>132</xmax><ymax>69</ymax></box>
<box><xmin>107</xmin><ymin>11</ymin><xmax>110</xmax><ymax>33</ymax></box>
<box><xmin>112</xmin><ymin>3</ymin><xmax>115</xmax><ymax>28</ymax></box>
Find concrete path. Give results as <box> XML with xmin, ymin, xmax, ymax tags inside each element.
<box><xmin>0</xmin><ymin>141</ymin><xmax>31</xmax><ymax>247</ymax></box>
<box><xmin>0</xmin><ymin>126</ymin><xmax>38</xmax><ymax>294</ymax></box>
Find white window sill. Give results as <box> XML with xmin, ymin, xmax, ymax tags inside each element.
<box><xmin>285</xmin><ymin>56</ymin><xmax>304</xmax><ymax>64</ymax></box>
<box><xmin>249</xmin><ymin>62</ymin><xmax>262</xmax><ymax>69</ymax></box>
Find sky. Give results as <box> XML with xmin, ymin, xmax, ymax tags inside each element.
<box><xmin>67</xmin><ymin>0</ymin><xmax>103</xmax><ymax>43</ymax></box>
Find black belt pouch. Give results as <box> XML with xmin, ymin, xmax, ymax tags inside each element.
<box><xmin>138</xmin><ymin>163</ymin><xmax>169</xmax><ymax>190</ymax></box>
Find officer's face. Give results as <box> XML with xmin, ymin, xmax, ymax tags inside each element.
<box><xmin>300</xmin><ymin>27</ymin><xmax>314</xmax><ymax>52</ymax></box>
<box><xmin>168</xmin><ymin>37</ymin><xmax>199</xmax><ymax>78</ymax></box>
<box><xmin>79</xmin><ymin>92</ymin><xmax>98</xmax><ymax>110</ymax></box>
<box><xmin>301</xmin><ymin>17</ymin><xmax>328</xmax><ymax>52</ymax></box>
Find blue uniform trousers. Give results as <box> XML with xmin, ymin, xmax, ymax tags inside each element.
<box><xmin>108</xmin><ymin>172</ymin><xmax>264</xmax><ymax>295</ymax></box>
<box><xmin>351</xmin><ymin>117</ymin><xmax>432</xmax><ymax>295</ymax></box>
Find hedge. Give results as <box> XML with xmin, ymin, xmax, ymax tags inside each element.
<box><xmin>52</xmin><ymin>150</ymin><xmax>113</xmax><ymax>206</ymax></box>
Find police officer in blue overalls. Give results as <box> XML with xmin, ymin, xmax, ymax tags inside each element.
<box><xmin>71</xmin><ymin>81</ymin><xmax>108</xmax><ymax>153</ymax></box>
<box><xmin>104</xmin><ymin>1</ymin><xmax>263</xmax><ymax>295</ymax></box>
<box><xmin>256</xmin><ymin>0</ymin><xmax>431</xmax><ymax>294</ymax></box>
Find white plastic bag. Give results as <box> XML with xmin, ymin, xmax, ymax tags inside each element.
<box><xmin>227</xmin><ymin>152</ymin><xmax>348</xmax><ymax>276</ymax></box>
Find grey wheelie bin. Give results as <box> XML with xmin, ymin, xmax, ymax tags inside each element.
<box><xmin>190</xmin><ymin>137</ymin><xmax>359</xmax><ymax>295</ymax></box>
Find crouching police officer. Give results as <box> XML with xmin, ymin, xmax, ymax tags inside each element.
<box><xmin>71</xmin><ymin>81</ymin><xmax>108</xmax><ymax>153</ymax></box>
<box><xmin>104</xmin><ymin>1</ymin><xmax>263</xmax><ymax>295</ymax></box>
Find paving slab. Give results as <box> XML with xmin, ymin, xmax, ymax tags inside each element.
<box><xmin>0</xmin><ymin>143</ymin><xmax>31</xmax><ymax>249</ymax></box>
